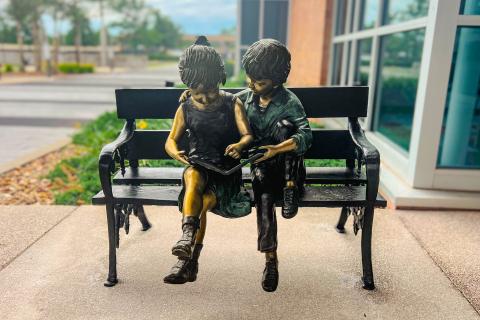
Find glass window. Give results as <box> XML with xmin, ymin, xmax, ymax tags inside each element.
<box><xmin>263</xmin><ymin>0</ymin><xmax>289</xmax><ymax>44</ymax></box>
<box><xmin>240</xmin><ymin>0</ymin><xmax>259</xmax><ymax>45</ymax></box>
<box><xmin>332</xmin><ymin>43</ymin><xmax>344</xmax><ymax>85</ymax></box>
<box><xmin>335</xmin><ymin>0</ymin><xmax>348</xmax><ymax>35</ymax></box>
<box><xmin>373</xmin><ymin>29</ymin><xmax>425</xmax><ymax>151</ymax></box>
<box><xmin>349</xmin><ymin>0</ymin><xmax>357</xmax><ymax>32</ymax></box>
<box><xmin>460</xmin><ymin>0</ymin><xmax>480</xmax><ymax>14</ymax></box>
<box><xmin>383</xmin><ymin>0</ymin><xmax>429</xmax><ymax>25</ymax></box>
<box><xmin>438</xmin><ymin>27</ymin><xmax>480</xmax><ymax>169</ymax></box>
<box><xmin>354</xmin><ymin>38</ymin><xmax>372</xmax><ymax>86</ymax></box>
<box><xmin>359</xmin><ymin>0</ymin><xmax>377</xmax><ymax>30</ymax></box>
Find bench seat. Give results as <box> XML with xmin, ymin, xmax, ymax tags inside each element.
<box><xmin>92</xmin><ymin>185</ymin><xmax>386</xmax><ymax>207</ymax></box>
<box><xmin>112</xmin><ymin>166</ymin><xmax>367</xmax><ymax>185</ymax></box>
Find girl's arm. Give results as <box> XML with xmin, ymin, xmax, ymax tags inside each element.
<box><xmin>165</xmin><ymin>105</ymin><xmax>189</xmax><ymax>165</ymax></box>
<box><xmin>225</xmin><ymin>98</ymin><xmax>253</xmax><ymax>159</ymax></box>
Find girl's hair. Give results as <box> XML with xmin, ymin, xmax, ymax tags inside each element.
<box><xmin>241</xmin><ymin>39</ymin><xmax>291</xmax><ymax>86</ymax></box>
<box><xmin>178</xmin><ymin>36</ymin><xmax>227</xmax><ymax>89</ymax></box>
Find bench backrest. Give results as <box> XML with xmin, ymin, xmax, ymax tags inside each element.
<box><xmin>116</xmin><ymin>87</ymin><xmax>368</xmax><ymax>161</ymax></box>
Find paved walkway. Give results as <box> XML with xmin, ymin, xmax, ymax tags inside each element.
<box><xmin>0</xmin><ymin>206</ymin><xmax>478</xmax><ymax>319</ymax></box>
<box><xmin>0</xmin><ymin>65</ymin><xmax>179</xmax><ymax>172</ymax></box>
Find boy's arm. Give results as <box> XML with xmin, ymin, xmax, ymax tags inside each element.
<box><xmin>225</xmin><ymin>98</ymin><xmax>253</xmax><ymax>159</ymax></box>
<box><xmin>288</xmin><ymin>101</ymin><xmax>313</xmax><ymax>155</ymax></box>
<box><xmin>234</xmin><ymin>88</ymin><xmax>250</xmax><ymax>104</ymax></box>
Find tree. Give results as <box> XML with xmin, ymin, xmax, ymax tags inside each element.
<box><xmin>6</xmin><ymin>0</ymin><xmax>36</xmax><ymax>71</ymax></box>
<box><xmin>65</xmin><ymin>0</ymin><xmax>89</xmax><ymax>64</ymax></box>
<box><xmin>109</xmin><ymin>0</ymin><xmax>181</xmax><ymax>53</ymax></box>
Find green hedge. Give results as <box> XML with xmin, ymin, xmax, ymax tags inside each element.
<box><xmin>3</xmin><ymin>64</ymin><xmax>14</xmax><ymax>72</ymax></box>
<box><xmin>58</xmin><ymin>63</ymin><xmax>95</xmax><ymax>74</ymax></box>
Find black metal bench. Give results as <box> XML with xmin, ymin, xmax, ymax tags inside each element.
<box><xmin>92</xmin><ymin>86</ymin><xmax>387</xmax><ymax>290</ymax></box>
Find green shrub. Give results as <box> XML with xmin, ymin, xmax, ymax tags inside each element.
<box><xmin>58</xmin><ymin>63</ymin><xmax>95</xmax><ymax>74</ymax></box>
<box><xmin>4</xmin><ymin>64</ymin><xmax>14</xmax><ymax>72</ymax></box>
<box><xmin>224</xmin><ymin>59</ymin><xmax>234</xmax><ymax>78</ymax></box>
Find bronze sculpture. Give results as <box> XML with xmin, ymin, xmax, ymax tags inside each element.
<box><xmin>164</xmin><ymin>36</ymin><xmax>253</xmax><ymax>284</ymax></box>
<box><xmin>238</xmin><ymin>39</ymin><xmax>312</xmax><ymax>292</ymax></box>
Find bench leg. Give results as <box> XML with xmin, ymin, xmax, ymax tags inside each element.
<box><xmin>336</xmin><ymin>207</ymin><xmax>349</xmax><ymax>233</ymax></box>
<box><xmin>104</xmin><ymin>203</ymin><xmax>118</xmax><ymax>287</ymax></box>
<box><xmin>135</xmin><ymin>205</ymin><xmax>151</xmax><ymax>231</ymax></box>
<box><xmin>361</xmin><ymin>204</ymin><xmax>375</xmax><ymax>290</ymax></box>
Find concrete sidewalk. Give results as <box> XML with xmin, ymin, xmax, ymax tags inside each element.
<box><xmin>0</xmin><ymin>206</ymin><xmax>478</xmax><ymax>319</ymax></box>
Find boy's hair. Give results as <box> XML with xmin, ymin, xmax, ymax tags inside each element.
<box><xmin>241</xmin><ymin>39</ymin><xmax>291</xmax><ymax>86</ymax></box>
<box><xmin>178</xmin><ymin>36</ymin><xmax>226</xmax><ymax>89</ymax></box>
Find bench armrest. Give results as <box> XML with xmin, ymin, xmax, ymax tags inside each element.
<box><xmin>348</xmin><ymin>117</ymin><xmax>380</xmax><ymax>202</ymax></box>
<box><xmin>98</xmin><ymin>120</ymin><xmax>135</xmax><ymax>199</ymax></box>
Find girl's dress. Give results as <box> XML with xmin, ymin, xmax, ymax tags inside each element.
<box><xmin>178</xmin><ymin>91</ymin><xmax>251</xmax><ymax>218</ymax></box>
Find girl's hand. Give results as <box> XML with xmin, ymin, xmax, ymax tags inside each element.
<box><xmin>225</xmin><ymin>143</ymin><xmax>243</xmax><ymax>159</ymax></box>
<box><xmin>174</xmin><ymin>150</ymin><xmax>190</xmax><ymax>165</ymax></box>
<box><xmin>254</xmin><ymin>145</ymin><xmax>279</xmax><ymax>163</ymax></box>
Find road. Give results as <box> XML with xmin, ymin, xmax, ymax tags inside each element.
<box><xmin>0</xmin><ymin>64</ymin><xmax>180</xmax><ymax>171</ymax></box>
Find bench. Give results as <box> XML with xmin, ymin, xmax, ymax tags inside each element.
<box><xmin>92</xmin><ymin>86</ymin><xmax>387</xmax><ymax>290</ymax></box>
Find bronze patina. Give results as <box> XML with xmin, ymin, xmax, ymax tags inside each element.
<box><xmin>164</xmin><ymin>36</ymin><xmax>253</xmax><ymax>284</ymax></box>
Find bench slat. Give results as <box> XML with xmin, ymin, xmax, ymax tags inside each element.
<box><xmin>92</xmin><ymin>185</ymin><xmax>386</xmax><ymax>208</ymax></box>
<box><xmin>115</xmin><ymin>87</ymin><xmax>368</xmax><ymax>119</ymax></box>
<box><xmin>113</xmin><ymin>167</ymin><xmax>366</xmax><ymax>185</ymax></box>
<box><xmin>125</xmin><ymin>129</ymin><xmax>357</xmax><ymax>160</ymax></box>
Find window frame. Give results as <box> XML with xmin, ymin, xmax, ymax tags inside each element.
<box><xmin>329</xmin><ymin>0</ymin><xmax>480</xmax><ymax>191</ymax></box>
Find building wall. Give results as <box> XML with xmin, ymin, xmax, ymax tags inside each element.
<box><xmin>288</xmin><ymin>0</ymin><xmax>333</xmax><ymax>86</ymax></box>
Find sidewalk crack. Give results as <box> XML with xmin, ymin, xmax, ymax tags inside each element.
<box><xmin>0</xmin><ymin>206</ymin><xmax>81</xmax><ymax>272</ymax></box>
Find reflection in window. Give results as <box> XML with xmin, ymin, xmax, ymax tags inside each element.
<box><xmin>354</xmin><ymin>38</ymin><xmax>372</xmax><ymax>86</ymax></box>
<box><xmin>438</xmin><ymin>27</ymin><xmax>480</xmax><ymax>168</ymax></box>
<box><xmin>332</xmin><ymin>43</ymin><xmax>344</xmax><ymax>85</ymax></box>
<box><xmin>460</xmin><ymin>0</ymin><xmax>480</xmax><ymax>15</ymax></box>
<box><xmin>373</xmin><ymin>29</ymin><xmax>425</xmax><ymax>151</ymax></box>
<box><xmin>359</xmin><ymin>0</ymin><xmax>377</xmax><ymax>30</ymax></box>
<box><xmin>335</xmin><ymin>0</ymin><xmax>348</xmax><ymax>35</ymax></box>
<box><xmin>383</xmin><ymin>0</ymin><xmax>429</xmax><ymax>25</ymax></box>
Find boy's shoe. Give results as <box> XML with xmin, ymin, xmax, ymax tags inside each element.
<box><xmin>282</xmin><ymin>186</ymin><xmax>299</xmax><ymax>219</ymax></box>
<box><xmin>262</xmin><ymin>259</ymin><xmax>279</xmax><ymax>292</ymax></box>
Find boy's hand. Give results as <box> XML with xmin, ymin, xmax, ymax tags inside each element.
<box><xmin>178</xmin><ymin>89</ymin><xmax>191</xmax><ymax>103</ymax></box>
<box><xmin>225</xmin><ymin>143</ymin><xmax>242</xmax><ymax>159</ymax></box>
<box><xmin>174</xmin><ymin>150</ymin><xmax>190</xmax><ymax>165</ymax></box>
<box><xmin>254</xmin><ymin>145</ymin><xmax>279</xmax><ymax>163</ymax></box>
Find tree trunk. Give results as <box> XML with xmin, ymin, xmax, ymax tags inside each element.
<box><xmin>74</xmin><ymin>23</ymin><xmax>82</xmax><ymax>64</ymax></box>
<box><xmin>31</xmin><ymin>18</ymin><xmax>42</xmax><ymax>72</ymax></box>
<box><xmin>15</xmin><ymin>20</ymin><xmax>25</xmax><ymax>72</ymax></box>
<box><xmin>53</xmin><ymin>11</ymin><xmax>60</xmax><ymax>72</ymax></box>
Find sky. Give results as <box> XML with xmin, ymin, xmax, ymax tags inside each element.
<box><xmin>0</xmin><ymin>0</ymin><xmax>237</xmax><ymax>36</ymax></box>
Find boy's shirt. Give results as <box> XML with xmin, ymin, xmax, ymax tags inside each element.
<box><xmin>236</xmin><ymin>86</ymin><xmax>312</xmax><ymax>155</ymax></box>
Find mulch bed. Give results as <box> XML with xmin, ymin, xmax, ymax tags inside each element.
<box><xmin>0</xmin><ymin>145</ymin><xmax>82</xmax><ymax>205</ymax></box>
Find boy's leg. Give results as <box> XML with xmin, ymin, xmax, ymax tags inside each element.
<box><xmin>272</xmin><ymin>120</ymin><xmax>305</xmax><ymax>218</ymax></box>
<box><xmin>252</xmin><ymin>162</ymin><xmax>280</xmax><ymax>292</ymax></box>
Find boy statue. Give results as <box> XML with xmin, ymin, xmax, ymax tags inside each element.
<box><xmin>239</xmin><ymin>39</ymin><xmax>312</xmax><ymax>292</ymax></box>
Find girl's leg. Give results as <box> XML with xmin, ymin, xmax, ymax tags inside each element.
<box><xmin>164</xmin><ymin>190</ymin><xmax>216</xmax><ymax>284</ymax></box>
<box><xmin>195</xmin><ymin>190</ymin><xmax>216</xmax><ymax>245</ymax></box>
<box><xmin>172</xmin><ymin>167</ymin><xmax>207</xmax><ymax>259</ymax></box>
<box><xmin>182</xmin><ymin>167</ymin><xmax>207</xmax><ymax>217</ymax></box>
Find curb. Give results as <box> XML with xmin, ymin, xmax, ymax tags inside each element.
<box><xmin>0</xmin><ymin>137</ymin><xmax>71</xmax><ymax>175</ymax></box>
